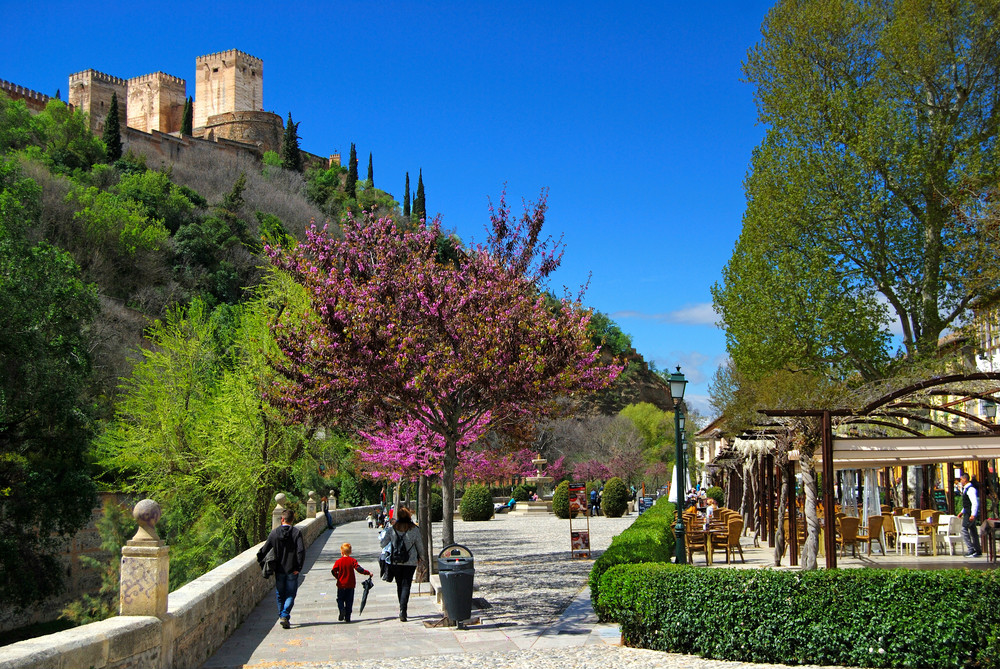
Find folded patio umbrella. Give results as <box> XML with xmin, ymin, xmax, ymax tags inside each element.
<box><xmin>359</xmin><ymin>576</ymin><xmax>374</xmax><ymax>614</ymax></box>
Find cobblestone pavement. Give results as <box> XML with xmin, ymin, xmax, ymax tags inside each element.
<box><xmin>204</xmin><ymin>512</ymin><xmax>846</xmax><ymax>669</ymax></box>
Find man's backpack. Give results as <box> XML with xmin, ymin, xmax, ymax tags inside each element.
<box><xmin>390</xmin><ymin>529</ymin><xmax>410</xmax><ymax>564</ymax></box>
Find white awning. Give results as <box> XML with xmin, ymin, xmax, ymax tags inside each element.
<box><xmin>814</xmin><ymin>435</ymin><xmax>1000</xmax><ymax>470</ymax></box>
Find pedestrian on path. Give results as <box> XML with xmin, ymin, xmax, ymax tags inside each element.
<box><xmin>380</xmin><ymin>507</ymin><xmax>426</xmax><ymax>621</ymax></box>
<box><xmin>330</xmin><ymin>543</ymin><xmax>372</xmax><ymax>623</ymax></box>
<box><xmin>958</xmin><ymin>471</ymin><xmax>982</xmax><ymax>557</ymax></box>
<box><xmin>256</xmin><ymin>509</ymin><xmax>305</xmax><ymax>629</ymax></box>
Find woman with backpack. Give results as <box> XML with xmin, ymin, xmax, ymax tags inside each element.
<box><xmin>379</xmin><ymin>507</ymin><xmax>426</xmax><ymax>621</ymax></box>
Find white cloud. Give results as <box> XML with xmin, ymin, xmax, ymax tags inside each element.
<box><xmin>612</xmin><ymin>302</ymin><xmax>719</xmax><ymax>327</ymax></box>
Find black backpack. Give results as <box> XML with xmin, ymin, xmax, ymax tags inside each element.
<box><xmin>390</xmin><ymin>529</ymin><xmax>410</xmax><ymax>564</ymax></box>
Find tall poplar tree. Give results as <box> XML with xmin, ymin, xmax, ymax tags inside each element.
<box><xmin>403</xmin><ymin>172</ymin><xmax>410</xmax><ymax>218</ymax></box>
<box><xmin>413</xmin><ymin>169</ymin><xmax>425</xmax><ymax>221</ymax></box>
<box><xmin>367</xmin><ymin>152</ymin><xmax>374</xmax><ymax>186</ymax></box>
<box><xmin>281</xmin><ymin>113</ymin><xmax>303</xmax><ymax>173</ymax></box>
<box><xmin>181</xmin><ymin>96</ymin><xmax>193</xmax><ymax>135</ymax></box>
<box><xmin>102</xmin><ymin>92</ymin><xmax>122</xmax><ymax>163</ymax></box>
<box><xmin>346</xmin><ymin>143</ymin><xmax>358</xmax><ymax>198</ymax></box>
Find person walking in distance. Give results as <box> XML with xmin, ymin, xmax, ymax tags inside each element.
<box><xmin>257</xmin><ymin>509</ymin><xmax>305</xmax><ymax>628</ymax></box>
<box><xmin>958</xmin><ymin>472</ymin><xmax>982</xmax><ymax>558</ymax></box>
<box><xmin>379</xmin><ymin>507</ymin><xmax>426</xmax><ymax>621</ymax></box>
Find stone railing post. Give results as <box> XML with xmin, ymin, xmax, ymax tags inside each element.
<box><xmin>306</xmin><ymin>491</ymin><xmax>317</xmax><ymax>518</ymax></box>
<box><xmin>329</xmin><ymin>490</ymin><xmax>337</xmax><ymax>510</ymax></box>
<box><xmin>120</xmin><ymin>499</ymin><xmax>169</xmax><ymax>619</ymax></box>
<box><xmin>272</xmin><ymin>493</ymin><xmax>287</xmax><ymax>530</ymax></box>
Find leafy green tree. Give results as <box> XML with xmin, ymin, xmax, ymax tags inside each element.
<box><xmin>587</xmin><ymin>310</ymin><xmax>633</xmax><ymax>357</ymax></box>
<box><xmin>115</xmin><ymin>169</ymin><xmax>198</xmax><ymax>234</ymax></box>
<box><xmin>94</xmin><ymin>286</ymin><xmax>316</xmax><ymax>560</ymax></box>
<box><xmin>367</xmin><ymin>152</ymin><xmax>373</xmax><ymax>186</ymax></box>
<box><xmin>0</xmin><ymin>92</ymin><xmax>34</xmax><ymax>154</ymax></box>
<box><xmin>723</xmin><ymin>0</ymin><xmax>1000</xmax><ymax>370</ymax></box>
<box><xmin>31</xmin><ymin>99</ymin><xmax>104</xmax><ymax>173</ymax></box>
<box><xmin>346</xmin><ymin>143</ymin><xmax>358</xmax><ymax>198</ymax></box>
<box><xmin>413</xmin><ymin>168</ymin><xmax>425</xmax><ymax>221</ymax></box>
<box><xmin>181</xmin><ymin>96</ymin><xmax>193</xmax><ymax>135</ymax></box>
<box><xmin>281</xmin><ymin>113</ymin><xmax>302</xmax><ymax>173</ymax></box>
<box><xmin>0</xmin><ymin>158</ymin><xmax>98</xmax><ymax>608</ymax></box>
<box><xmin>102</xmin><ymin>92</ymin><xmax>122</xmax><ymax>163</ymax></box>
<box><xmin>403</xmin><ymin>171</ymin><xmax>410</xmax><ymax>218</ymax></box>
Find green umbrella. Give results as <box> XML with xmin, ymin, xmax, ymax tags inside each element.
<box><xmin>359</xmin><ymin>576</ymin><xmax>374</xmax><ymax>614</ymax></box>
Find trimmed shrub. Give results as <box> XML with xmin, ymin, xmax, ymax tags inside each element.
<box><xmin>602</xmin><ymin>477</ymin><xmax>629</xmax><ymax>517</ymax></box>
<box><xmin>430</xmin><ymin>492</ymin><xmax>443</xmax><ymax>522</ymax></box>
<box><xmin>459</xmin><ymin>484</ymin><xmax>494</xmax><ymax>521</ymax></box>
<box><xmin>588</xmin><ymin>496</ymin><xmax>675</xmax><ymax>608</ymax></box>
<box><xmin>597</xmin><ymin>563</ymin><xmax>1000</xmax><ymax>668</ymax></box>
<box><xmin>552</xmin><ymin>481</ymin><xmax>571</xmax><ymax>519</ymax></box>
<box><xmin>512</xmin><ymin>484</ymin><xmax>531</xmax><ymax>501</ymax></box>
<box><xmin>705</xmin><ymin>486</ymin><xmax>724</xmax><ymax>507</ymax></box>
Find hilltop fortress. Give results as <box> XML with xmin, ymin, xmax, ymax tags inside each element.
<box><xmin>2</xmin><ymin>49</ymin><xmax>335</xmax><ymax>167</ymax></box>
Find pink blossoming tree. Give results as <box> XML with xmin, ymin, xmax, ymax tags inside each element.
<box><xmin>267</xmin><ymin>195</ymin><xmax>620</xmax><ymax>545</ymax></box>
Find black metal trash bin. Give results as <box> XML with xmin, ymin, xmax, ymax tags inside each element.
<box><xmin>437</xmin><ymin>544</ymin><xmax>474</xmax><ymax>623</ymax></box>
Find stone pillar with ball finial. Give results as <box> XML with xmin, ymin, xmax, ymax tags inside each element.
<box><xmin>119</xmin><ymin>499</ymin><xmax>170</xmax><ymax>618</ymax></box>
<box><xmin>272</xmin><ymin>493</ymin><xmax>287</xmax><ymax>530</ymax></box>
<box><xmin>306</xmin><ymin>490</ymin><xmax>317</xmax><ymax>518</ymax></box>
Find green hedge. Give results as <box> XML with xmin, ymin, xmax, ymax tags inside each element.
<box><xmin>588</xmin><ymin>495</ymin><xmax>675</xmax><ymax>607</ymax></box>
<box><xmin>430</xmin><ymin>492</ymin><xmax>443</xmax><ymax>522</ymax></box>
<box><xmin>602</xmin><ymin>477</ymin><xmax>629</xmax><ymax>517</ymax></box>
<box><xmin>597</xmin><ymin>563</ymin><xmax>1000</xmax><ymax>668</ymax></box>
<box><xmin>459</xmin><ymin>483</ymin><xmax>494</xmax><ymax>521</ymax></box>
<box><xmin>552</xmin><ymin>481</ymin><xmax>571</xmax><ymax>519</ymax></box>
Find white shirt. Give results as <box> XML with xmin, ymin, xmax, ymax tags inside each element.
<box><xmin>963</xmin><ymin>482</ymin><xmax>979</xmax><ymax>518</ymax></box>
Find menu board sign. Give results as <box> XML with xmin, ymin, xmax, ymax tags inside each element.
<box><xmin>933</xmin><ymin>488</ymin><xmax>949</xmax><ymax>512</ymax></box>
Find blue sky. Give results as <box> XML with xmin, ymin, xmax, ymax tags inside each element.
<box><xmin>1</xmin><ymin>1</ymin><xmax>776</xmax><ymax>418</ymax></box>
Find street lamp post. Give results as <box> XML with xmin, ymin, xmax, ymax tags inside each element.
<box><xmin>669</xmin><ymin>366</ymin><xmax>688</xmax><ymax>564</ymax></box>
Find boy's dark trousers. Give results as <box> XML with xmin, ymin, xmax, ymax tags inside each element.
<box><xmin>337</xmin><ymin>587</ymin><xmax>355</xmax><ymax>622</ymax></box>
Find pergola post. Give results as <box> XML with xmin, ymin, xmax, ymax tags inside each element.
<box><xmin>768</xmin><ymin>454</ymin><xmax>776</xmax><ymax>548</ymax></box>
<box><xmin>822</xmin><ymin>410</ymin><xmax>837</xmax><ymax>569</ymax></box>
<box><xmin>902</xmin><ymin>466</ymin><xmax>909</xmax><ymax>508</ymax></box>
<box><xmin>787</xmin><ymin>460</ymin><xmax>798</xmax><ymax>566</ymax></box>
<box><xmin>947</xmin><ymin>463</ymin><xmax>956</xmax><ymax>513</ymax></box>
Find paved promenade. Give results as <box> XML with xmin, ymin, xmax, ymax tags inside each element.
<box><xmin>204</xmin><ymin>514</ymin><xmax>843</xmax><ymax>669</ymax></box>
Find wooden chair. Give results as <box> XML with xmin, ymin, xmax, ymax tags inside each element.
<box><xmin>713</xmin><ymin>518</ymin><xmax>745</xmax><ymax>564</ymax></box>
<box><xmin>882</xmin><ymin>515</ymin><xmax>897</xmax><ymax>549</ymax></box>
<box><xmin>685</xmin><ymin>519</ymin><xmax>709</xmax><ymax>564</ymax></box>
<box><xmin>857</xmin><ymin>515</ymin><xmax>885</xmax><ymax>555</ymax></box>
<box><xmin>836</xmin><ymin>516</ymin><xmax>861</xmax><ymax>557</ymax></box>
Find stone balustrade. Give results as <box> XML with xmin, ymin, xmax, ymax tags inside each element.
<box><xmin>0</xmin><ymin>499</ymin><xmax>380</xmax><ymax>669</ymax></box>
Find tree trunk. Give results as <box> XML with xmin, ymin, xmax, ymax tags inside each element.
<box><xmin>773</xmin><ymin>461</ymin><xmax>788</xmax><ymax>567</ymax></box>
<box><xmin>442</xmin><ymin>434</ymin><xmax>458</xmax><ymax>546</ymax></box>
<box><xmin>800</xmin><ymin>451</ymin><xmax>820</xmax><ymax>571</ymax></box>
<box><xmin>416</xmin><ymin>475</ymin><xmax>430</xmax><ymax>582</ymax></box>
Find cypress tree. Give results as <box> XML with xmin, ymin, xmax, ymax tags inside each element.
<box><xmin>367</xmin><ymin>152</ymin><xmax>374</xmax><ymax>186</ymax></box>
<box><xmin>413</xmin><ymin>169</ymin><xmax>426</xmax><ymax>222</ymax></box>
<box><xmin>181</xmin><ymin>96</ymin><xmax>193</xmax><ymax>135</ymax></box>
<box><xmin>403</xmin><ymin>172</ymin><xmax>410</xmax><ymax>217</ymax></box>
<box><xmin>346</xmin><ymin>143</ymin><xmax>358</xmax><ymax>198</ymax></box>
<box><xmin>281</xmin><ymin>112</ymin><xmax>303</xmax><ymax>173</ymax></box>
<box><xmin>102</xmin><ymin>92</ymin><xmax>122</xmax><ymax>163</ymax></box>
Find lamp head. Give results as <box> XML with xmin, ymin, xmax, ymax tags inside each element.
<box><xmin>669</xmin><ymin>366</ymin><xmax>687</xmax><ymax>406</ymax></box>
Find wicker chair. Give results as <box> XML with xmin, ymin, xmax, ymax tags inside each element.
<box><xmin>856</xmin><ymin>515</ymin><xmax>885</xmax><ymax>555</ymax></box>
<box><xmin>836</xmin><ymin>516</ymin><xmax>861</xmax><ymax>557</ymax></box>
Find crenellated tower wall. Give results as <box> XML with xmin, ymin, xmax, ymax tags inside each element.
<box><xmin>127</xmin><ymin>72</ymin><xmax>187</xmax><ymax>134</ymax></box>
<box><xmin>193</xmin><ymin>49</ymin><xmax>262</xmax><ymax>131</ymax></box>
<box><xmin>68</xmin><ymin>69</ymin><xmax>127</xmax><ymax>136</ymax></box>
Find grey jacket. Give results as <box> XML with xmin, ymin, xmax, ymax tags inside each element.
<box><xmin>379</xmin><ymin>525</ymin><xmax>426</xmax><ymax>566</ymax></box>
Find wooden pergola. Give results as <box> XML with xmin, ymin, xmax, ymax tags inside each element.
<box><xmin>761</xmin><ymin>372</ymin><xmax>1000</xmax><ymax>569</ymax></box>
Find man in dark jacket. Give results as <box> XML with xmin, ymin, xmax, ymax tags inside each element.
<box><xmin>257</xmin><ymin>509</ymin><xmax>306</xmax><ymax>628</ymax></box>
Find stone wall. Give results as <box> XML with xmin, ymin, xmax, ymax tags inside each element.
<box><xmin>122</xmin><ymin>125</ymin><xmax>265</xmax><ymax>166</ymax></box>
<box><xmin>0</xmin><ymin>504</ymin><xmax>379</xmax><ymax>669</ymax></box>
<box><xmin>68</xmin><ymin>69</ymin><xmax>127</xmax><ymax>136</ymax></box>
<box><xmin>0</xmin><ymin>79</ymin><xmax>51</xmax><ymax>113</ymax></box>
<box><xmin>196</xmin><ymin>110</ymin><xmax>282</xmax><ymax>154</ymax></box>
<box><xmin>194</xmin><ymin>50</ymin><xmax>263</xmax><ymax>131</ymax></box>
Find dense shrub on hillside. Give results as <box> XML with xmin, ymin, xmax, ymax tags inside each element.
<box><xmin>602</xmin><ymin>477</ymin><xmax>629</xmax><ymax>517</ymax></box>
<box><xmin>588</xmin><ymin>496</ymin><xmax>675</xmax><ymax>608</ymax></box>
<box><xmin>552</xmin><ymin>481</ymin><xmax>571</xmax><ymax>519</ymax></box>
<box><xmin>597</xmin><ymin>564</ymin><xmax>1000</xmax><ymax>669</ymax></box>
<box><xmin>459</xmin><ymin>484</ymin><xmax>494</xmax><ymax>521</ymax></box>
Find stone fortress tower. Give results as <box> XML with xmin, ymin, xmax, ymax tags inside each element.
<box><xmin>127</xmin><ymin>72</ymin><xmax>186</xmax><ymax>134</ymax></box>
<box><xmin>193</xmin><ymin>50</ymin><xmax>262</xmax><ymax>129</ymax></box>
<box><xmin>66</xmin><ymin>49</ymin><xmax>282</xmax><ymax>154</ymax></box>
<box><xmin>68</xmin><ymin>70</ymin><xmax>127</xmax><ymax>136</ymax></box>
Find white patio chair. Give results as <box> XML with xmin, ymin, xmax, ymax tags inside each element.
<box><xmin>897</xmin><ymin>515</ymin><xmax>931</xmax><ymax>556</ymax></box>
<box><xmin>941</xmin><ymin>516</ymin><xmax>964</xmax><ymax>556</ymax></box>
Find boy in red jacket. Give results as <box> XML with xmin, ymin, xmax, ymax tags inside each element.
<box><xmin>331</xmin><ymin>543</ymin><xmax>371</xmax><ymax>623</ymax></box>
